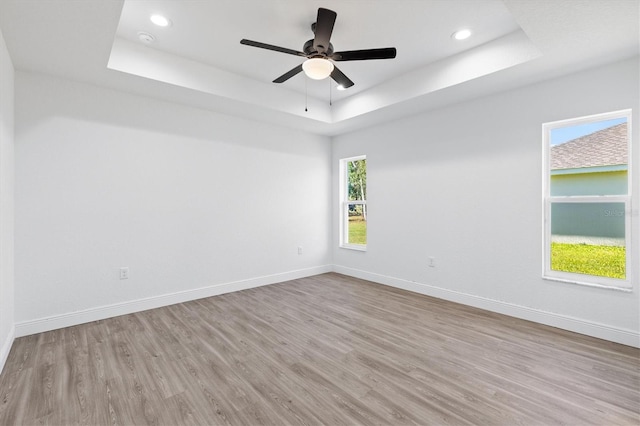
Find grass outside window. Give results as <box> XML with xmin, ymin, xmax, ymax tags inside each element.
<box><xmin>348</xmin><ymin>215</ymin><xmax>367</xmax><ymax>245</ymax></box>
<box><xmin>551</xmin><ymin>242</ymin><xmax>625</xmax><ymax>279</ymax></box>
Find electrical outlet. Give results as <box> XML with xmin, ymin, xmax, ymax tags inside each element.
<box><xmin>428</xmin><ymin>257</ymin><xmax>436</xmax><ymax>268</ymax></box>
<box><xmin>297</xmin><ymin>246</ymin><xmax>303</xmax><ymax>255</ymax></box>
<box><xmin>119</xmin><ymin>267</ymin><xmax>129</xmax><ymax>280</ymax></box>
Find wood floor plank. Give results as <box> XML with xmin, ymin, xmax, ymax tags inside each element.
<box><xmin>1</xmin><ymin>272</ymin><xmax>639</xmax><ymax>425</ymax></box>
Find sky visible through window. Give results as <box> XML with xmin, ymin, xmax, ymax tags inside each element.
<box><xmin>550</xmin><ymin>117</ymin><xmax>627</xmax><ymax>146</ymax></box>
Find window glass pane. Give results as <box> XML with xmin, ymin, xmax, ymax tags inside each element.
<box><xmin>341</xmin><ymin>156</ymin><xmax>367</xmax><ymax>249</ymax></box>
<box><xmin>347</xmin><ymin>203</ymin><xmax>367</xmax><ymax>245</ymax></box>
<box><xmin>347</xmin><ymin>159</ymin><xmax>367</xmax><ymax>201</ymax></box>
<box><xmin>550</xmin><ymin>202</ymin><xmax>625</xmax><ymax>279</ymax></box>
<box><xmin>550</xmin><ymin>118</ymin><xmax>627</xmax><ymax>196</ymax></box>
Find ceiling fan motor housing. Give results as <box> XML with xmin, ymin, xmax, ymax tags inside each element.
<box><xmin>303</xmin><ymin>39</ymin><xmax>333</xmax><ymax>57</ymax></box>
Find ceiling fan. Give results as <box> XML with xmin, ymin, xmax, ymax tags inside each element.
<box><xmin>240</xmin><ymin>7</ymin><xmax>396</xmax><ymax>89</ymax></box>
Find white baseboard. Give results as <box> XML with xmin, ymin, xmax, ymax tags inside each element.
<box><xmin>15</xmin><ymin>265</ymin><xmax>332</xmax><ymax>338</ymax></box>
<box><xmin>12</xmin><ymin>264</ymin><xmax>639</xmax><ymax>349</ymax></box>
<box><xmin>0</xmin><ymin>325</ymin><xmax>15</xmax><ymax>375</ymax></box>
<box><xmin>333</xmin><ymin>265</ymin><xmax>640</xmax><ymax>348</ymax></box>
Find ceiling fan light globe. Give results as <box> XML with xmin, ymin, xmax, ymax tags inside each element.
<box><xmin>302</xmin><ymin>58</ymin><xmax>334</xmax><ymax>80</ymax></box>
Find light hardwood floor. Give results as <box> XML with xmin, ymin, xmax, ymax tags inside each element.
<box><xmin>0</xmin><ymin>273</ymin><xmax>638</xmax><ymax>425</ymax></box>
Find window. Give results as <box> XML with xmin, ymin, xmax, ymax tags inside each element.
<box><xmin>340</xmin><ymin>156</ymin><xmax>367</xmax><ymax>250</ymax></box>
<box><xmin>543</xmin><ymin>110</ymin><xmax>632</xmax><ymax>290</ymax></box>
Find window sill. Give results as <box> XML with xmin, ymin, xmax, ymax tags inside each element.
<box><xmin>340</xmin><ymin>244</ymin><xmax>367</xmax><ymax>252</ymax></box>
<box><xmin>543</xmin><ymin>275</ymin><xmax>633</xmax><ymax>292</ymax></box>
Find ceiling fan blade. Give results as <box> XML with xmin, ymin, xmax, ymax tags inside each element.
<box><xmin>273</xmin><ymin>64</ymin><xmax>304</xmax><ymax>83</ymax></box>
<box><xmin>332</xmin><ymin>47</ymin><xmax>397</xmax><ymax>61</ymax></box>
<box><xmin>313</xmin><ymin>8</ymin><xmax>337</xmax><ymax>53</ymax></box>
<box><xmin>330</xmin><ymin>66</ymin><xmax>354</xmax><ymax>89</ymax></box>
<box><xmin>240</xmin><ymin>39</ymin><xmax>306</xmax><ymax>57</ymax></box>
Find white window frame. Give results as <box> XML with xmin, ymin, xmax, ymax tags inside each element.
<box><xmin>340</xmin><ymin>155</ymin><xmax>367</xmax><ymax>251</ymax></box>
<box><xmin>542</xmin><ymin>109</ymin><xmax>632</xmax><ymax>291</ymax></box>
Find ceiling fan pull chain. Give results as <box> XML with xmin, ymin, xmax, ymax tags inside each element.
<box><xmin>329</xmin><ymin>78</ymin><xmax>332</xmax><ymax>106</ymax></box>
<box><xmin>305</xmin><ymin>76</ymin><xmax>308</xmax><ymax>112</ymax></box>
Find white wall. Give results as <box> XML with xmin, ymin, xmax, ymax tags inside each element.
<box><xmin>14</xmin><ymin>72</ymin><xmax>331</xmax><ymax>334</ymax></box>
<box><xmin>332</xmin><ymin>57</ymin><xmax>640</xmax><ymax>347</ymax></box>
<box><xmin>0</xmin><ymin>28</ymin><xmax>15</xmax><ymax>372</ymax></box>
<box><xmin>10</xmin><ymin>57</ymin><xmax>639</xmax><ymax>347</ymax></box>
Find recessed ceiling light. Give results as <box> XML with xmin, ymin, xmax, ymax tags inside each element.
<box><xmin>452</xmin><ymin>29</ymin><xmax>472</xmax><ymax>40</ymax></box>
<box><xmin>150</xmin><ymin>14</ymin><xmax>171</xmax><ymax>27</ymax></box>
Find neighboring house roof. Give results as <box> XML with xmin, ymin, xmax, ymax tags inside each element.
<box><xmin>551</xmin><ymin>123</ymin><xmax>627</xmax><ymax>170</ymax></box>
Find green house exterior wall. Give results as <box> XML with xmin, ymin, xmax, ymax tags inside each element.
<box><xmin>550</xmin><ymin>171</ymin><xmax>627</xmax><ymax>239</ymax></box>
<box><xmin>551</xmin><ymin>170</ymin><xmax>627</xmax><ymax>196</ymax></box>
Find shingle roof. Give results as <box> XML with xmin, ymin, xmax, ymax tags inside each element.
<box><xmin>551</xmin><ymin>123</ymin><xmax>627</xmax><ymax>170</ymax></box>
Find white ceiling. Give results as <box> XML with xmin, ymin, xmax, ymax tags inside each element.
<box><xmin>115</xmin><ymin>0</ymin><xmax>520</xmax><ymax>100</ymax></box>
<box><xmin>0</xmin><ymin>0</ymin><xmax>638</xmax><ymax>135</ymax></box>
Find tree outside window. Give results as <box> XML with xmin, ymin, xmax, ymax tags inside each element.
<box><xmin>341</xmin><ymin>156</ymin><xmax>366</xmax><ymax>249</ymax></box>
